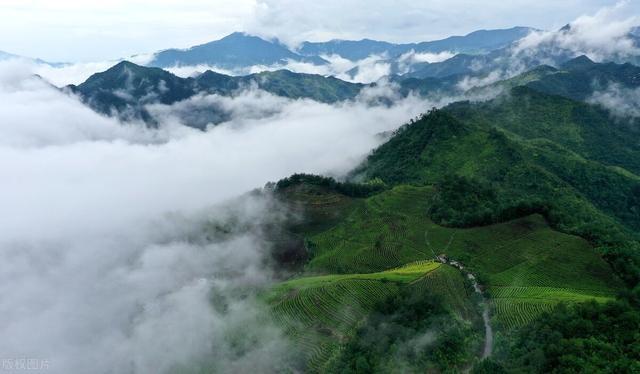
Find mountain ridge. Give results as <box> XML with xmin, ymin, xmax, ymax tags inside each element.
<box><xmin>68</xmin><ymin>60</ymin><xmax>365</xmax><ymax>126</ymax></box>
<box><xmin>298</xmin><ymin>27</ymin><xmax>534</xmax><ymax>60</ymax></box>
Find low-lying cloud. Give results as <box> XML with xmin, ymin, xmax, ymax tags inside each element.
<box><xmin>0</xmin><ymin>58</ymin><xmax>449</xmax><ymax>373</ymax></box>
<box><xmin>589</xmin><ymin>83</ymin><xmax>640</xmax><ymax>118</ymax></box>
<box><xmin>514</xmin><ymin>0</ymin><xmax>639</xmax><ymax>62</ymax></box>
<box><xmin>397</xmin><ymin>50</ymin><xmax>456</xmax><ymax>75</ymax></box>
<box><xmin>30</xmin><ymin>48</ymin><xmax>447</xmax><ymax>87</ymax></box>
<box><xmin>163</xmin><ymin>54</ymin><xmax>395</xmax><ymax>84</ymax></box>
<box><xmin>32</xmin><ymin>54</ymin><xmax>394</xmax><ymax>87</ymax></box>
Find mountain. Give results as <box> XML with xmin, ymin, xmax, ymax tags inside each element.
<box><xmin>0</xmin><ymin>49</ymin><xmax>64</xmax><ymax>66</ymax></box>
<box><xmin>263</xmin><ymin>87</ymin><xmax>640</xmax><ymax>370</ymax></box>
<box><xmin>68</xmin><ymin>61</ymin><xmax>363</xmax><ymax>127</ymax></box>
<box><xmin>64</xmin><ymin>42</ymin><xmax>640</xmax><ymax>372</ymax></box>
<box><xmin>400</xmin><ymin>25</ymin><xmax>640</xmax><ymax>80</ymax></box>
<box><xmin>298</xmin><ymin>27</ymin><xmax>534</xmax><ymax>60</ymax></box>
<box><xmin>299</xmin><ymin>39</ymin><xmax>403</xmax><ymax>61</ymax></box>
<box><xmin>417</xmin><ymin>27</ymin><xmax>534</xmax><ymax>52</ymax></box>
<box><xmin>231</xmin><ymin>69</ymin><xmax>363</xmax><ymax>102</ymax></box>
<box><xmin>447</xmin><ymin>86</ymin><xmax>640</xmax><ymax>228</ymax></box>
<box><xmin>68</xmin><ymin>61</ymin><xmax>195</xmax><ymax>122</ymax></box>
<box><xmin>524</xmin><ymin>56</ymin><xmax>640</xmax><ymax>101</ymax></box>
<box><xmin>464</xmin><ymin>55</ymin><xmax>640</xmax><ymax>105</ymax></box>
<box><xmin>69</xmin><ymin>59</ymin><xmax>505</xmax><ymax>127</ymax></box>
<box><xmin>148</xmin><ymin>32</ymin><xmax>327</xmax><ymax>69</ymax></box>
<box><xmin>0</xmin><ymin>50</ymin><xmax>18</xmax><ymax>60</ymax></box>
<box><xmin>356</xmin><ymin>82</ymin><xmax>640</xmax><ymax>228</ymax></box>
<box><xmin>145</xmin><ymin>28</ymin><xmax>535</xmax><ymax>77</ymax></box>
<box><xmin>398</xmin><ymin>51</ymin><xmax>498</xmax><ymax>79</ymax></box>
<box><xmin>73</xmin><ymin>56</ymin><xmax>640</xmax><ymax>132</ymax></box>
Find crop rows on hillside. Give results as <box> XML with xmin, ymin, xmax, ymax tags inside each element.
<box><xmin>488</xmin><ymin>285</ymin><xmax>616</xmax><ymax>329</ymax></box>
<box><xmin>268</xmin><ymin>261</ymin><xmax>448</xmax><ymax>371</ymax></box>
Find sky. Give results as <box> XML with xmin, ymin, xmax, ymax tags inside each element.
<box><xmin>0</xmin><ymin>0</ymin><xmax>636</xmax><ymax>62</ymax></box>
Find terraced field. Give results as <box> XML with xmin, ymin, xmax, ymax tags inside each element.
<box><xmin>433</xmin><ymin>217</ymin><xmax>622</xmax><ymax>328</ymax></box>
<box><xmin>267</xmin><ymin>183</ymin><xmax>624</xmax><ymax>370</ymax></box>
<box><xmin>276</xmin><ymin>182</ymin><xmax>362</xmax><ymax>236</ymax></box>
<box><xmin>308</xmin><ymin>185</ymin><xmax>433</xmax><ymax>273</ymax></box>
<box><xmin>489</xmin><ymin>286</ymin><xmax>615</xmax><ymax>329</ymax></box>
<box><xmin>411</xmin><ymin>264</ymin><xmax>478</xmax><ymax>320</ymax></box>
<box><xmin>303</xmin><ymin>185</ymin><xmax>622</xmax><ymax>331</ymax></box>
<box><xmin>266</xmin><ymin>261</ymin><xmax>467</xmax><ymax>372</ymax></box>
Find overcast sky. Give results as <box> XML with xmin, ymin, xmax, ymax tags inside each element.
<box><xmin>0</xmin><ymin>0</ymin><xmax>636</xmax><ymax>62</ymax></box>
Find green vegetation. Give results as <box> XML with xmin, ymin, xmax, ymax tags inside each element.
<box><xmin>326</xmin><ymin>287</ymin><xmax>478</xmax><ymax>373</ymax></box>
<box><xmin>267</xmin><ymin>181</ymin><xmax>624</xmax><ymax>370</ymax></box>
<box><xmin>244</xmin><ymin>70</ymin><xmax>363</xmax><ymax>103</ymax></box>
<box><xmin>491</xmin><ymin>299</ymin><xmax>640</xmax><ymax>373</ymax></box>
<box><xmin>266</xmin><ymin>261</ymin><xmax>479</xmax><ymax>372</ymax></box>
<box><xmin>263</xmin><ymin>61</ymin><xmax>640</xmax><ymax>372</ymax></box>
<box><xmin>359</xmin><ymin>106</ymin><xmax>640</xmax><ymax>286</ymax></box>
<box><xmin>428</xmin><ymin>174</ymin><xmax>547</xmax><ymax>227</ymax></box>
<box><xmin>447</xmin><ymin>86</ymin><xmax>640</xmax><ymax>177</ymax></box>
<box><xmin>274</xmin><ymin>173</ymin><xmax>386</xmax><ymax>198</ymax></box>
<box><xmin>526</xmin><ymin>55</ymin><xmax>640</xmax><ymax>102</ymax></box>
<box><xmin>303</xmin><ymin>185</ymin><xmax>620</xmax><ymax>328</ymax></box>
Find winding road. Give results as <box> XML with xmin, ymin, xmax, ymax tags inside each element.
<box><xmin>438</xmin><ymin>256</ymin><xmax>493</xmax><ymax>359</ymax></box>
<box><xmin>425</xmin><ymin>230</ymin><xmax>493</xmax><ymax>359</ymax></box>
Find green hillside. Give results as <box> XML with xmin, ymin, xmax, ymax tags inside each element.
<box><xmin>263</xmin><ymin>84</ymin><xmax>640</xmax><ymax>371</ymax></box>
<box><xmin>265</xmin><ymin>176</ymin><xmax>625</xmax><ymax>371</ymax></box>
<box><xmin>266</xmin><ymin>261</ymin><xmax>482</xmax><ymax>372</ymax></box>
<box><xmin>526</xmin><ymin>56</ymin><xmax>640</xmax><ymax>102</ymax></box>
<box><xmin>447</xmin><ymin>86</ymin><xmax>640</xmax><ymax>177</ymax></box>
<box><xmin>303</xmin><ymin>186</ymin><xmax>621</xmax><ymax>327</ymax></box>
<box><xmin>359</xmin><ymin>104</ymin><xmax>640</xmax><ymax>245</ymax></box>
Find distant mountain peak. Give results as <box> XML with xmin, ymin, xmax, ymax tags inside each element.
<box><xmin>149</xmin><ymin>32</ymin><xmax>326</xmax><ymax>68</ymax></box>
<box><xmin>299</xmin><ymin>27</ymin><xmax>535</xmax><ymax>62</ymax></box>
<box><xmin>559</xmin><ymin>24</ymin><xmax>572</xmax><ymax>32</ymax></box>
<box><xmin>217</xmin><ymin>32</ymin><xmax>269</xmax><ymax>43</ymax></box>
<box><xmin>561</xmin><ymin>55</ymin><xmax>596</xmax><ymax>70</ymax></box>
<box><xmin>110</xmin><ymin>60</ymin><xmax>139</xmax><ymax>70</ymax></box>
<box><xmin>224</xmin><ymin>31</ymin><xmax>250</xmax><ymax>38</ymax></box>
<box><xmin>99</xmin><ymin>60</ymin><xmax>167</xmax><ymax>78</ymax></box>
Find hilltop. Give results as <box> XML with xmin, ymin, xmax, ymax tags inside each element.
<box><xmin>260</xmin><ymin>70</ymin><xmax>640</xmax><ymax>370</ymax></box>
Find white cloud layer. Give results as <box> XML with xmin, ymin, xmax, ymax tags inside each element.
<box><xmin>0</xmin><ymin>59</ymin><xmax>445</xmax><ymax>373</ymax></box>
<box><xmin>589</xmin><ymin>83</ymin><xmax>640</xmax><ymax>118</ymax></box>
<box><xmin>34</xmin><ymin>53</ymin><xmax>398</xmax><ymax>86</ymax></box>
<box><xmin>514</xmin><ymin>0</ymin><xmax>640</xmax><ymax>62</ymax></box>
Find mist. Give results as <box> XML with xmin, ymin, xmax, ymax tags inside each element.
<box><xmin>0</xmin><ymin>58</ymin><xmax>445</xmax><ymax>373</ymax></box>
<box><xmin>513</xmin><ymin>0</ymin><xmax>639</xmax><ymax>62</ymax></box>
<box><xmin>589</xmin><ymin>83</ymin><xmax>640</xmax><ymax>118</ymax></box>
<box><xmin>32</xmin><ymin>52</ymin><xmax>409</xmax><ymax>87</ymax></box>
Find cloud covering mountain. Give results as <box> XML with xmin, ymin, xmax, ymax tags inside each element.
<box><xmin>0</xmin><ymin>58</ymin><xmax>450</xmax><ymax>373</ymax></box>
